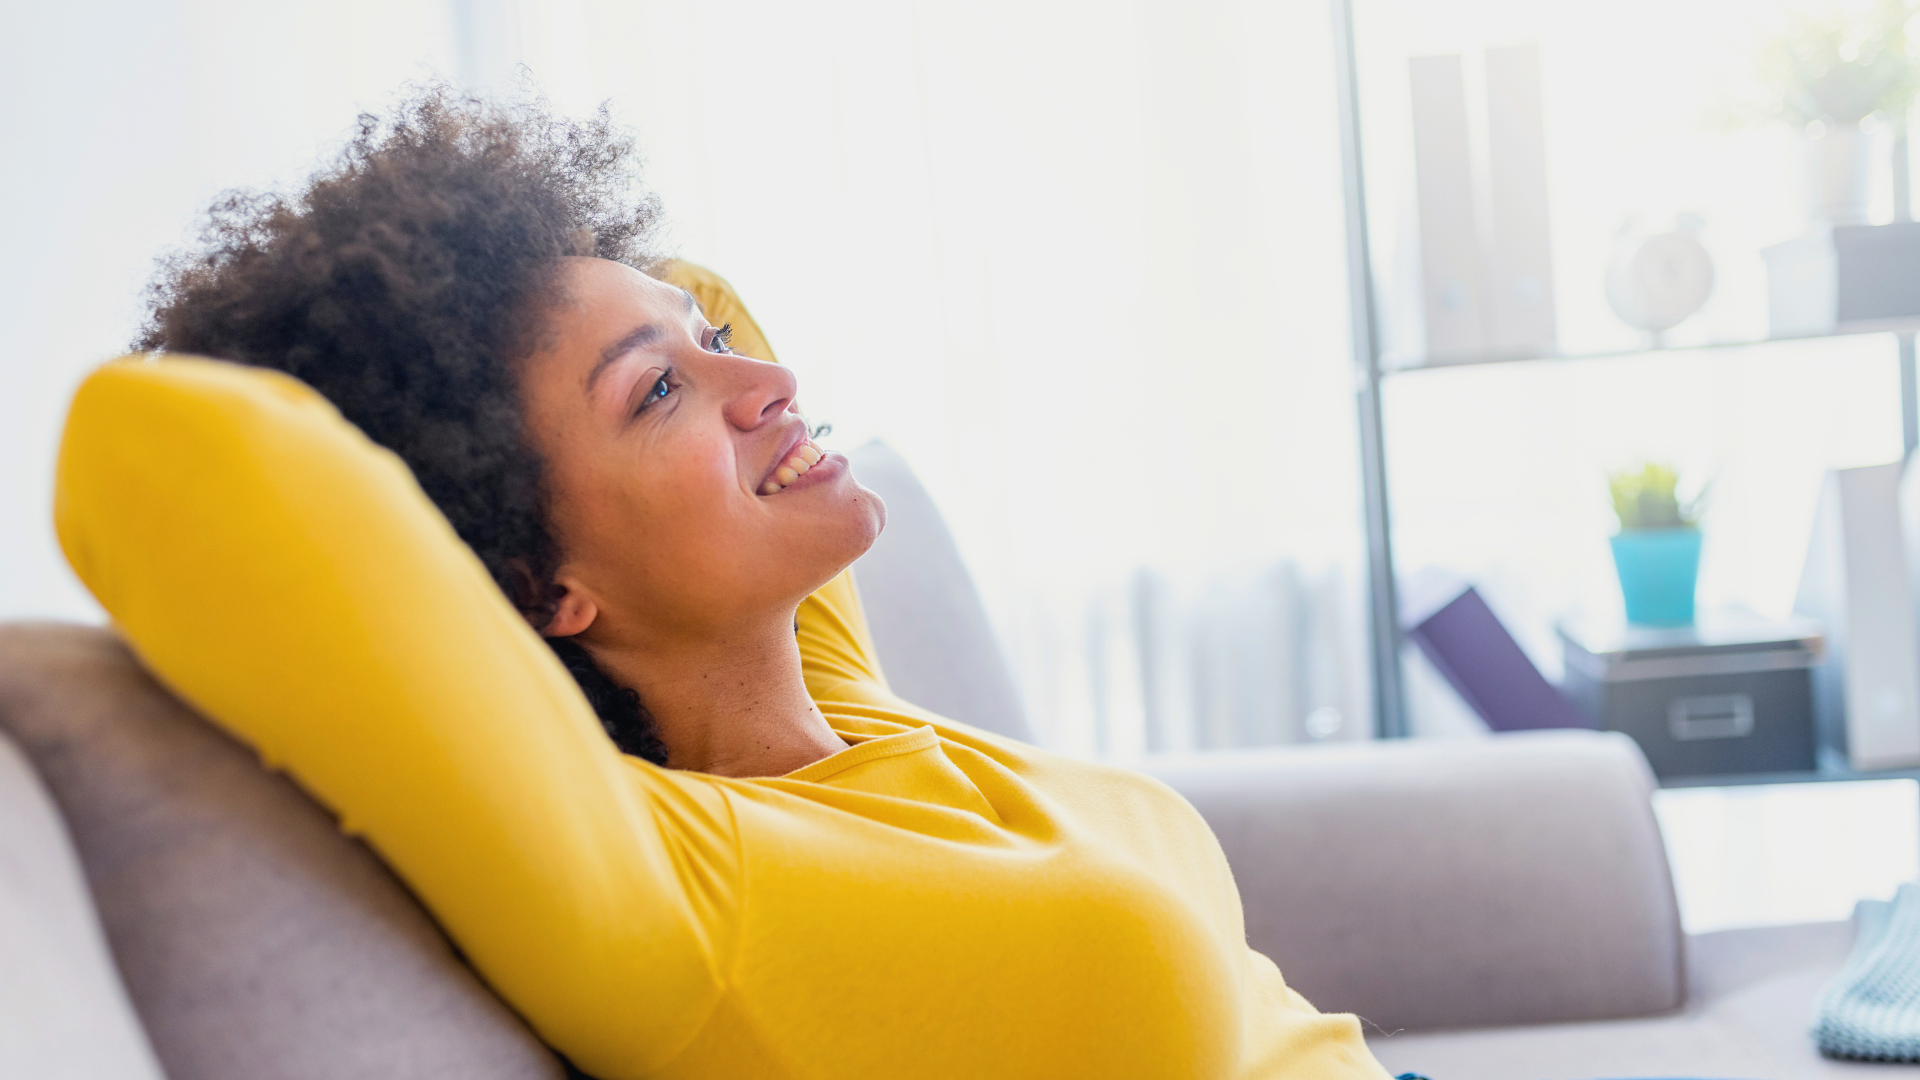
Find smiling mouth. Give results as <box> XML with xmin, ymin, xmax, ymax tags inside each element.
<box><xmin>759</xmin><ymin>439</ymin><xmax>826</xmax><ymax>495</ymax></box>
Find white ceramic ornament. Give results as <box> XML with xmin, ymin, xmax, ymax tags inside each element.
<box><xmin>1604</xmin><ymin>218</ymin><xmax>1715</xmax><ymax>335</ymax></box>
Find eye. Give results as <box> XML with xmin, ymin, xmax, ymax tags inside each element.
<box><xmin>707</xmin><ymin>323</ymin><xmax>734</xmax><ymax>354</ymax></box>
<box><xmin>631</xmin><ymin>368</ymin><xmax>676</xmax><ymax>417</ymax></box>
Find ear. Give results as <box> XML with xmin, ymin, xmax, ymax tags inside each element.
<box><xmin>541</xmin><ymin>576</ymin><xmax>600</xmax><ymax>639</ymax></box>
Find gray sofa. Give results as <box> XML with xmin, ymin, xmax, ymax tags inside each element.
<box><xmin>0</xmin><ymin>440</ymin><xmax>1903</xmax><ymax>1079</ymax></box>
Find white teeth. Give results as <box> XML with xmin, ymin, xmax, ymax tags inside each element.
<box><xmin>761</xmin><ymin>440</ymin><xmax>825</xmax><ymax>495</ymax></box>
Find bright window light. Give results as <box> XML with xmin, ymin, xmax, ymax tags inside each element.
<box><xmin>1655</xmin><ymin>779</ymin><xmax>1920</xmax><ymax>933</ymax></box>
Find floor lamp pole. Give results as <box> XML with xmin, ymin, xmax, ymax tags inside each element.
<box><xmin>1330</xmin><ymin>0</ymin><xmax>1409</xmax><ymax>739</ymax></box>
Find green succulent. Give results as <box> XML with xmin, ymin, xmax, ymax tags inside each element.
<box><xmin>1609</xmin><ymin>463</ymin><xmax>1707</xmax><ymax>531</ymax></box>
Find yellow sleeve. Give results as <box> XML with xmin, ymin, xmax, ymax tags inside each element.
<box><xmin>796</xmin><ymin>569</ymin><xmax>890</xmax><ymax>702</ymax></box>
<box><xmin>55</xmin><ymin>357</ymin><xmax>735</xmax><ymax>1078</ymax></box>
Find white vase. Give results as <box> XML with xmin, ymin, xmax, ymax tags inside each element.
<box><xmin>1808</xmin><ymin>121</ymin><xmax>1872</xmax><ymax>226</ymax></box>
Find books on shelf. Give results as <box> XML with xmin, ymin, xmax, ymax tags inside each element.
<box><xmin>1400</xmin><ymin>572</ymin><xmax>1589</xmax><ymax>732</ymax></box>
<box><xmin>1400</xmin><ymin>45</ymin><xmax>1558</xmax><ymax>365</ymax></box>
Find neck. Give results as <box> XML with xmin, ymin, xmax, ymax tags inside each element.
<box><xmin>589</xmin><ymin>611</ymin><xmax>847</xmax><ymax>778</ymax></box>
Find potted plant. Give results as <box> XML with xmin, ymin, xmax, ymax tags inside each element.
<box><xmin>1608</xmin><ymin>463</ymin><xmax>1707</xmax><ymax>625</ymax></box>
<box><xmin>1746</xmin><ymin>0</ymin><xmax>1919</xmax><ymax>224</ymax></box>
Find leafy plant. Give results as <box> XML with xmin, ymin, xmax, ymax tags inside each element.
<box><xmin>1754</xmin><ymin>0</ymin><xmax>1919</xmax><ymax>126</ymax></box>
<box><xmin>1609</xmin><ymin>463</ymin><xmax>1707</xmax><ymax>531</ymax></box>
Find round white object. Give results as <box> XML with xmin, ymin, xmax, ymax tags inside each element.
<box><xmin>1604</xmin><ymin>230</ymin><xmax>1715</xmax><ymax>334</ymax></box>
<box><xmin>1304</xmin><ymin>706</ymin><xmax>1343</xmax><ymax>740</ymax></box>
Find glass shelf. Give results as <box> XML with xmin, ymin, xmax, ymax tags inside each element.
<box><xmin>1348</xmin><ymin>0</ymin><xmax>1917</xmax><ymax>375</ymax></box>
<box><xmin>1661</xmin><ymin>763</ymin><xmax>1920</xmax><ymax>789</ymax></box>
<box><xmin>1383</xmin><ymin>322</ymin><xmax>1920</xmax><ymax>376</ymax></box>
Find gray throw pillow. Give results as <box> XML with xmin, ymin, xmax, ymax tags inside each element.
<box><xmin>0</xmin><ymin>623</ymin><xmax>562</xmax><ymax>1080</ymax></box>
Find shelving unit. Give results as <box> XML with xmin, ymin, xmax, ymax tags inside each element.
<box><xmin>1328</xmin><ymin>0</ymin><xmax>1920</xmax><ymax>741</ymax></box>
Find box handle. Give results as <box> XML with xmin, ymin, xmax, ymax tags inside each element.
<box><xmin>1667</xmin><ymin>693</ymin><xmax>1756</xmax><ymax>741</ymax></box>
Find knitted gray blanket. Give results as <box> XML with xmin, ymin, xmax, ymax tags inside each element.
<box><xmin>1814</xmin><ymin>883</ymin><xmax>1920</xmax><ymax>1060</ymax></box>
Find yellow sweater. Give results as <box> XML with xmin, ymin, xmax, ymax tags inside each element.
<box><xmin>55</xmin><ymin>357</ymin><xmax>1389</xmax><ymax>1080</ymax></box>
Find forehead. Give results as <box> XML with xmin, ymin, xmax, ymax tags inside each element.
<box><xmin>542</xmin><ymin>259</ymin><xmax>704</xmax><ymax>394</ymax></box>
<box><xmin>555</xmin><ymin>257</ymin><xmax>690</xmax><ymax>315</ymax></box>
<box><xmin>542</xmin><ymin>258</ymin><xmax>700</xmax><ymax>374</ymax></box>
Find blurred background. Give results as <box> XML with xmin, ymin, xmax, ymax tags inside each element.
<box><xmin>6</xmin><ymin>0</ymin><xmax>1920</xmax><ymax>934</ymax></box>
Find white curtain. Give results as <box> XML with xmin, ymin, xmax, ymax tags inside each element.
<box><xmin>522</xmin><ymin>0</ymin><xmax>1375</xmax><ymax>755</ymax></box>
<box><xmin>1</xmin><ymin>0</ymin><xmax>1372</xmax><ymax>758</ymax></box>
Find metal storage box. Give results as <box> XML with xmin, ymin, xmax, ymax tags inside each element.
<box><xmin>1557</xmin><ymin>610</ymin><xmax>1825</xmax><ymax>779</ymax></box>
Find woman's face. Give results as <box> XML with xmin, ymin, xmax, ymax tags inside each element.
<box><xmin>519</xmin><ymin>257</ymin><xmax>884</xmax><ymax>644</ymax></box>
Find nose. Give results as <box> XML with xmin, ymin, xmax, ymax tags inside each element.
<box><xmin>720</xmin><ymin>355</ymin><xmax>798</xmax><ymax>432</ymax></box>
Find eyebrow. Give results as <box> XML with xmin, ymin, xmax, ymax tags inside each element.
<box><xmin>583</xmin><ymin>290</ymin><xmax>701</xmax><ymax>392</ymax></box>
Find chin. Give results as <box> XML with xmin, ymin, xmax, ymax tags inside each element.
<box><xmin>857</xmin><ymin>480</ymin><xmax>887</xmax><ymax>541</ymax></box>
<box><xmin>835</xmin><ymin>480</ymin><xmax>887</xmax><ymax>564</ymax></box>
<box><xmin>767</xmin><ymin>472</ymin><xmax>886</xmax><ymax>599</ymax></box>
<box><xmin>808</xmin><ymin>477</ymin><xmax>885</xmax><ymax>585</ymax></box>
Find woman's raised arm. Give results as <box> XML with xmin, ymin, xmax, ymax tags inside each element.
<box><xmin>56</xmin><ymin>357</ymin><xmax>736</xmax><ymax>1077</ymax></box>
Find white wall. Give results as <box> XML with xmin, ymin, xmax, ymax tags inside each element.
<box><xmin>1</xmin><ymin>0</ymin><xmax>464</xmax><ymax>622</ymax></box>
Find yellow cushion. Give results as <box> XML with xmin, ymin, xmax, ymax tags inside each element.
<box><xmin>659</xmin><ymin>261</ymin><xmax>778</xmax><ymax>363</ymax></box>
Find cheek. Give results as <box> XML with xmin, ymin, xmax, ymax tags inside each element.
<box><xmin>581</xmin><ymin>432</ymin><xmax>749</xmax><ymax>570</ymax></box>
<box><xmin>648</xmin><ymin>433</ymin><xmax>748</xmax><ymax>529</ymax></box>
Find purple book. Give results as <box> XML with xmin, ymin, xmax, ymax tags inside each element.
<box><xmin>1401</xmin><ymin>577</ymin><xmax>1591</xmax><ymax>732</ymax></box>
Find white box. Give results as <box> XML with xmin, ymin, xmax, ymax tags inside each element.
<box><xmin>1793</xmin><ymin>462</ymin><xmax>1920</xmax><ymax>770</ymax></box>
<box><xmin>1762</xmin><ymin>223</ymin><xmax>1920</xmax><ymax>338</ymax></box>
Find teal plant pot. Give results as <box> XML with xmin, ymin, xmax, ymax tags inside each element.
<box><xmin>1609</xmin><ymin>528</ymin><xmax>1702</xmax><ymax>626</ymax></box>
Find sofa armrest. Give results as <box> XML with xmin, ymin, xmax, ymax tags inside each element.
<box><xmin>1146</xmin><ymin>730</ymin><xmax>1685</xmax><ymax>1033</ymax></box>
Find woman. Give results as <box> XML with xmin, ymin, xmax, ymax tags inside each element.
<box><xmin>65</xmin><ymin>89</ymin><xmax>1391</xmax><ymax>1079</ymax></box>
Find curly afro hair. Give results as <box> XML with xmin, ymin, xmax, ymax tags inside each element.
<box><xmin>138</xmin><ymin>86</ymin><xmax>669</xmax><ymax>765</ymax></box>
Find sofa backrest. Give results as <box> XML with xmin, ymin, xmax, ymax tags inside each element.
<box><xmin>0</xmin><ymin>624</ymin><xmax>563</xmax><ymax>1080</ymax></box>
<box><xmin>0</xmin><ymin>727</ymin><xmax>167</xmax><ymax>1080</ymax></box>
<box><xmin>1149</xmin><ymin>730</ymin><xmax>1689</xmax><ymax>1031</ymax></box>
<box><xmin>847</xmin><ymin>440</ymin><xmax>1035</xmax><ymax>743</ymax></box>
